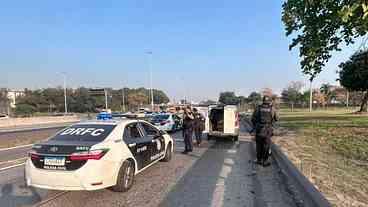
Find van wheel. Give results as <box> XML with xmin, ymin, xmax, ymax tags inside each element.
<box><xmin>234</xmin><ymin>136</ymin><xmax>239</xmax><ymax>142</ymax></box>
<box><xmin>111</xmin><ymin>160</ymin><xmax>135</xmax><ymax>192</ymax></box>
<box><xmin>162</xmin><ymin>143</ymin><xmax>172</xmax><ymax>162</ymax></box>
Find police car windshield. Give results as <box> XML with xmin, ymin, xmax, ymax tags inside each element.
<box><xmin>50</xmin><ymin>124</ymin><xmax>116</xmax><ymax>142</ymax></box>
<box><xmin>152</xmin><ymin>115</ymin><xmax>170</xmax><ymax>122</ymax></box>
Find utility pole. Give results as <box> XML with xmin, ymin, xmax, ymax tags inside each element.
<box><xmin>62</xmin><ymin>73</ymin><xmax>68</xmax><ymax>114</ymax></box>
<box><xmin>122</xmin><ymin>88</ymin><xmax>126</xmax><ymax>112</ymax></box>
<box><xmin>147</xmin><ymin>51</ymin><xmax>154</xmax><ymax>111</ymax></box>
<box><xmin>309</xmin><ymin>79</ymin><xmax>313</xmax><ymax>112</ymax></box>
<box><xmin>104</xmin><ymin>89</ymin><xmax>108</xmax><ymax>110</ymax></box>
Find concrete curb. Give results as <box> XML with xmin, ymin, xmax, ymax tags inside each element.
<box><xmin>271</xmin><ymin>143</ymin><xmax>332</xmax><ymax>207</ymax></box>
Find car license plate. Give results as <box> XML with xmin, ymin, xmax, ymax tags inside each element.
<box><xmin>44</xmin><ymin>157</ymin><xmax>65</xmax><ymax>166</ymax></box>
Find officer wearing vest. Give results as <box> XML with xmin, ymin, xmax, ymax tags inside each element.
<box><xmin>193</xmin><ymin>108</ymin><xmax>205</xmax><ymax>147</ymax></box>
<box><xmin>182</xmin><ymin>106</ymin><xmax>194</xmax><ymax>154</ymax></box>
<box><xmin>251</xmin><ymin>95</ymin><xmax>278</xmax><ymax>167</ymax></box>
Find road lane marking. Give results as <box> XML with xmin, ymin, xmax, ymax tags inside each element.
<box><xmin>0</xmin><ymin>157</ymin><xmax>27</xmax><ymax>165</ymax></box>
<box><xmin>0</xmin><ymin>144</ymin><xmax>33</xmax><ymax>152</ymax></box>
<box><xmin>0</xmin><ymin>163</ymin><xmax>25</xmax><ymax>171</ymax></box>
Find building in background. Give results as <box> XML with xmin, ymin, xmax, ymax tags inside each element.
<box><xmin>7</xmin><ymin>89</ymin><xmax>25</xmax><ymax>108</ymax></box>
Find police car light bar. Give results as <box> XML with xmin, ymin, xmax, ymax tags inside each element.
<box><xmin>97</xmin><ymin>112</ymin><xmax>112</xmax><ymax>120</ymax></box>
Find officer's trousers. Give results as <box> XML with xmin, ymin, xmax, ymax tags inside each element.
<box><xmin>184</xmin><ymin>128</ymin><xmax>193</xmax><ymax>151</ymax></box>
<box><xmin>194</xmin><ymin>126</ymin><xmax>202</xmax><ymax>144</ymax></box>
<box><xmin>256</xmin><ymin>135</ymin><xmax>271</xmax><ymax>162</ymax></box>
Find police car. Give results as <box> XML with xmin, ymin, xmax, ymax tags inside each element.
<box><xmin>25</xmin><ymin>115</ymin><xmax>174</xmax><ymax>192</ymax></box>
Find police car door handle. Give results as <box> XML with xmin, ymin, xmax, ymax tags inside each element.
<box><xmin>114</xmin><ymin>139</ymin><xmax>122</xmax><ymax>143</ymax></box>
<box><xmin>128</xmin><ymin>143</ymin><xmax>136</xmax><ymax>147</ymax></box>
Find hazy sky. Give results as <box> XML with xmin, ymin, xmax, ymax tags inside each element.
<box><xmin>0</xmin><ymin>1</ymin><xmax>363</xmax><ymax>101</ymax></box>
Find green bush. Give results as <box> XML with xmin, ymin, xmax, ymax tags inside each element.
<box><xmin>15</xmin><ymin>104</ymin><xmax>36</xmax><ymax>117</ymax></box>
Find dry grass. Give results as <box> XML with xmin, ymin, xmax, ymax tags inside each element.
<box><xmin>274</xmin><ymin>111</ymin><xmax>368</xmax><ymax>207</ymax></box>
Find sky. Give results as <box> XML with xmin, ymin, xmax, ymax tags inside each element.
<box><xmin>0</xmin><ymin>1</ymin><xmax>363</xmax><ymax>102</ymax></box>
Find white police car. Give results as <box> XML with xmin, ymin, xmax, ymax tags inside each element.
<box><xmin>25</xmin><ymin>117</ymin><xmax>174</xmax><ymax>192</ymax></box>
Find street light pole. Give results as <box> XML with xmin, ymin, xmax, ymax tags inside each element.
<box><xmin>147</xmin><ymin>51</ymin><xmax>154</xmax><ymax>111</ymax></box>
<box><xmin>309</xmin><ymin>79</ymin><xmax>313</xmax><ymax>112</ymax></box>
<box><xmin>62</xmin><ymin>73</ymin><xmax>68</xmax><ymax>114</ymax></box>
<box><xmin>104</xmin><ymin>89</ymin><xmax>108</xmax><ymax>110</ymax></box>
<box><xmin>122</xmin><ymin>87</ymin><xmax>126</xmax><ymax>112</ymax></box>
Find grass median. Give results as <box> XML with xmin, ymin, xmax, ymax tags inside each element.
<box><xmin>275</xmin><ymin>110</ymin><xmax>368</xmax><ymax>206</ymax></box>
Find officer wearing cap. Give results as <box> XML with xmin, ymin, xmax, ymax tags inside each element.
<box><xmin>251</xmin><ymin>95</ymin><xmax>278</xmax><ymax>167</ymax></box>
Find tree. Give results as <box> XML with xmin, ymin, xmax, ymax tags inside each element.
<box><xmin>282</xmin><ymin>0</ymin><xmax>368</xmax><ymax>80</ymax></box>
<box><xmin>152</xmin><ymin>89</ymin><xmax>170</xmax><ymax>104</ymax></box>
<box><xmin>248</xmin><ymin>92</ymin><xmax>262</xmax><ymax>109</ymax></box>
<box><xmin>219</xmin><ymin>92</ymin><xmax>240</xmax><ymax>105</ymax></box>
<box><xmin>301</xmin><ymin>90</ymin><xmax>311</xmax><ymax>108</ymax></box>
<box><xmin>314</xmin><ymin>90</ymin><xmax>327</xmax><ymax>108</ymax></box>
<box><xmin>15</xmin><ymin>104</ymin><xmax>36</xmax><ymax>117</ymax></box>
<box><xmin>281</xmin><ymin>81</ymin><xmax>304</xmax><ymax>111</ymax></box>
<box><xmin>0</xmin><ymin>88</ymin><xmax>9</xmax><ymax>114</ymax></box>
<box><xmin>320</xmin><ymin>83</ymin><xmax>336</xmax><ymax>107</ymax></box>
<box><xmin>339</xmin><ymin>49</ymin><xmax>368</xmax><ymax>112</ymax></box>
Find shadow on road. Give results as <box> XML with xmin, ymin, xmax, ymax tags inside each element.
<box><xmin>160</xmin><ymin>119</ymin><xmax>297</xmax><ymax>207</ymax></box>
<box><xmin>0</xmin><ymin>183</ymin><xmax>42</xmax><ymax>207</ymax></box>
<box><xmin>159</xmin><ymin>138</ymin><xmax>255</xmax><ymax>207</ymax></box>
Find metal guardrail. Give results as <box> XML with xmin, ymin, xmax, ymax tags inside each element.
<box><xmin>271</xmin><ymin>143</ymin><xmax>332</xmax><ymax>207</ymax></box>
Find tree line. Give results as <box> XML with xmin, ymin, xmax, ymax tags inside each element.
<box><xmin>0</xmin><ymin>87</ymin><xmax>170</xmax><ymax>116</ymax></box>
<box><xmin>218</xmin><ymin>82</ymin><xmax>365</xmax><ymax>112</ymax></box>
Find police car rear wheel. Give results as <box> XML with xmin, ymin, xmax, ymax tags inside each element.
<box><xmin>111</xmin><ymin>160</ymin><xmax>135</xmax><ymax>192</ymax></box>
<box><xmin>162</xmin><ymin>143</ymin><xmax>172</xmax><ymax>162</ymax></box>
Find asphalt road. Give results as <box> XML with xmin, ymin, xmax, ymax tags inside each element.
<box><xmin>0</xmin><ymin>131</ymin><xmax>194</xmax><ymax>207</ymax></box>
<box><xmin>0</xmin><ymin>124</ymin><xmax>300</xmax><ymax>207</ymax></box>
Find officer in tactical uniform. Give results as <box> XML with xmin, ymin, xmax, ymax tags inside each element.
<box><xmin>193</xmin><ymin>108</ymin><xmax>205</xmax><ymax>147</ymax></box>
<box><xmin>182</xmin><ymin>106</ymin><xmax>194</xmax><ymax>154</ymax></box>
<box><xmin>251</xmin><ymin>95</ymin><xmax>278</xmax><ymax>167</ymax></box>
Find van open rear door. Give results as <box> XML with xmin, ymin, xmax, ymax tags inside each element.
<box><xmin>224</xmin><ymin>105</ymin><xmax>238</xmax><ymax>134</ymax></box>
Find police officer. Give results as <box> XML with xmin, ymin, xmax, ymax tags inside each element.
<box><xmin>251</xmin><ymin>95</ymin><xmax>278</xmax><ymax>167</ymax></box>
<box><xmin>182</xmin><ymin>106</ymin><xmax>194</xmax><ymax>154</ymax></box>
<box><xmin>193</xmin><ymin>108</ymin><xmax>205</xmax><ymax>147</ymax></box>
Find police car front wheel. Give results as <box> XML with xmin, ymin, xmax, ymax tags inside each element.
<box><xmin>162</xmin><ymin>143</ymin><xmax>172</xmax><ymax>162</ymax></box>
<box><xmin>111</xmin><ymin>160</ymin><xmax>135</xmax><ymax>192</ymax></box>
